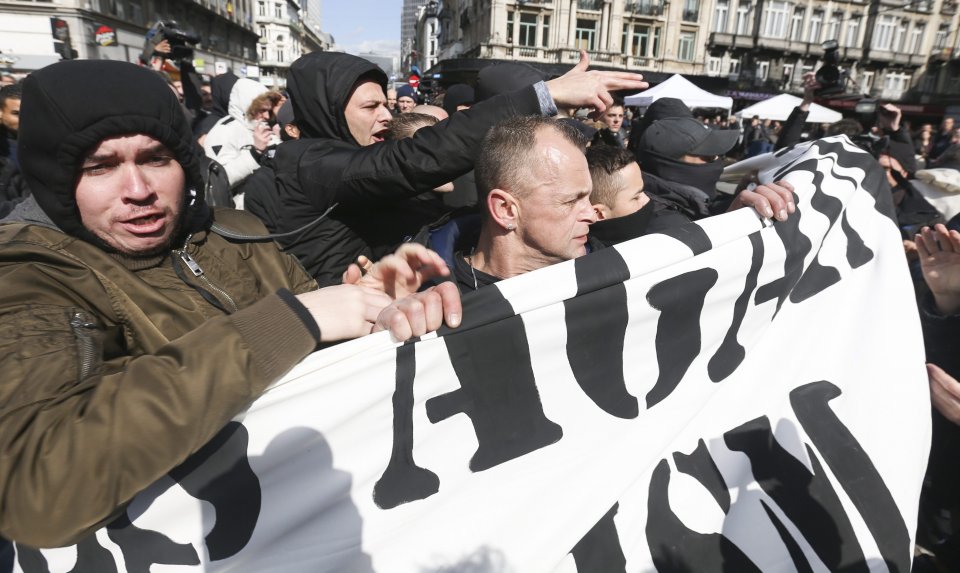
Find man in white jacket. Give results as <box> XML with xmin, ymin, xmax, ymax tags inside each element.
<box><xmin>203</xmin><ymin>77</ymin><xmax>281</xmax><ymax>206</ymax></box>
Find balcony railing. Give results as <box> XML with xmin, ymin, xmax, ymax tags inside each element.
<box><xmin>624</xmin><ymin>0</ymin><xmax>664</xmax><ymax>15</ymax></box>
<box><xmin>682</xmin><ymin>9</ymin><xmax>700</xmax><ymax>21</ymax></box>
<box><xmin>902</xmin><ymin>0</ymin><xmax>932</xmax><ymax>11</ymax></box>
<box><xmin>578</xmin><ymin>0</ymin><xmax>603</xmax><ymax>10</ymax></box>
<box><xmin>489</xmin><ymin>44</ymin><xmax>662</xmax><ymax>69</ymax></box>
<box><xmin>931</xmin><ymin>47</ymin><xmax>954</xmax><ymax>61</ymax></box>
<box><xmin>708</xmin><ymin>32</ymin><xmax>754</xmax><ymax>49</ymax></box>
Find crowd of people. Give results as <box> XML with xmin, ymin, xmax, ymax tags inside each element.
<box><xmin>0</xmin><ymin>45</ymin><xmax>960</xmax><ymax>570</ymax></box>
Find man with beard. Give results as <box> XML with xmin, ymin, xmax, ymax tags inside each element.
<box><xmin>272</xmin><ymin>51</ymin><xmax>648</xmax><ymax>286</ymax></box>
<box><xmin>0</xmin><ymin>82</ymin><xmax>27</xmax><ymax>209</ymax></box>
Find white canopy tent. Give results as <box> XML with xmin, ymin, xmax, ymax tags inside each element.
<box><xmin>623</xmin><ymin>74</ymin><xmax>733</xmax><ymax>110</ymax></box>
<box><xmin>735</xmin><ymin>94</ymin><xmax>843</xmax><ymax>123</ymax></box>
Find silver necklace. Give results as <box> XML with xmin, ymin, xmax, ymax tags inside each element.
<box><xmin>467</xmin><ymin>247</ymin><xmax>478</xmax><ymax>291</ymax></box>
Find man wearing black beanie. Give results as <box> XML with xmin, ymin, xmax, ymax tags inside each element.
<box><xmin>0</xmin><ymin>59</ymin><xmax>460</xmax><ymax>549</ymax></box>
<box><xmin>441</xmin><ymin>83</ymin><xmax>474</xmax><ymax>117</ymax></box>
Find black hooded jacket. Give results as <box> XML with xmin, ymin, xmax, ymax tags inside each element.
<box><xmin>194</xmin><ymin>71</ymin><xmax>238</xmax><ymax>137</ymax></box>
<box><xmin>18</xmin><ymin>60</ymin><xmax>210</xmax><ymax>249</ymax></box>
<box><xmin>272</xmin><ymin>52</ymin><xmax>544</xmax><ymax>286</ymax></box>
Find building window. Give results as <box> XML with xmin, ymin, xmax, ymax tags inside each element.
<box><xmin>257</xmin><ymin>0</ymin><xmax>265</xmax><ymax>16</ymax></box>
<box><xmin>519</xmin><ymin>12</ymin><xmax>537</xmax><ymax>46</ymax></box>
<box><xmin>576</xmin><ymin>19</ymin><xmax>597</xmax><ymax>51</ymax></box>
<box><xmin>273</xmin><ymin>2</ymin><xmax>282</xmax><ymax>18</ymax></box>
<box><xmin>782</xmin><ymin>63</ymin><xmax>794</xmax><ymax>88</ymax></box>
<box><xmin>790</xmin><ymin>8</ymin><xmax>804</xmax><ymax>42</ymax></box>
<box><xmin>845</xmin><ymin>18</ymin><xmax>860</xmax><ymax>47</ymax></box>
<box><xmin>762</xmin><ymin>0</ymin><xmax>789</xmax><ymax>38</ymax></box>
<box><xmin>542</xmin><ymin>15</ymin><xmax>551</xmax><ymax>47</ymax></box>
<box><xmin>756</xmin><ymin>60</ymin><xmax>769</xmax><ymax>80</ymax></box>
<box><xmin>907</xmin><ymin>24</ymin><xmax>924</xmax><ymax>53</ymax></box>
<box><xmin>808</xmin><ymin>10</ymin><xmax>823</xmax><ymax>43</ymax></box>
<box><xmin>934</xmin><ymin>23</ymin><xmax>949</xmax><ymax>49</ymax></box>
<box><xmin>258</xmin><ymin>25</ymin><xmax>266</xmax><ymax>38</ymax></box>
<box><xmin>872</xmin><ymin>15</ymin><xmax>897</xmax><ymax>51</ymax></box>
<box><xmin>860</xmin><ymin>70</ymin><xmax>874</xmax><ymax>94</ymax></box>
<box><xmin>707</xmin><ymin>56</ymin><xmax>722</xmax><ymax>75</ymax></box>
<box><xmin>277</xmin><ymin>48</ymin><xmax>283</xmax><ymax>62</ymax></box>
<box><xmin>826</xmin><ymin>12</ymin><xmax>841</xmax><ymax>40</ymax></box>
<box><xmin>714</xmin><ymin>0</ymin><xmax>729</xmax><ymax>33</ymax></box>
<box><xmin>507</xmin><ymin>11</ymin><xmax>514</xmax><ymax>43</ymax></box>
<box><xmin>129</xmin><ymin>1</ymin><xmax>144</xmax><ymax>25</ymax></box>
<box><xmin>259</xmin><ymin>44</ymin><xmax>267</xmax><ymax>60</ymax></box>
<box><xmin>894</xmin><ymin>20</ymin><xmax>908</xmax><ymax>51</ymax></box>
<box><xmin>683</xmin><ymin>0</ymin><xmax>700</xmax><ymax>22</ymax></box>
<box><xmin>735</xmin><ymin>1</ymin><xmax>751</xmax><ymax>35</ymax></box>
<box><xmin>624</xmin><ymin>24</ymin><xmax>649</xmax><ymax>56</ymax></box>
<box><xmin>678</xmin><ymin>31</ymin><xmax>696</xmax><ymax>61</ymax></box>
<box><xmin>729</xmin><ymin>58</ymin><xmax>741</xmax><ymax>74</ymax></box>
<box><xmin>883</xmin><ymin>71</ymin><xmax>910</xmax><ymax>99</ymax></box>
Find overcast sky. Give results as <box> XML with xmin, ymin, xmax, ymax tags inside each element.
<box><xmin>324</xmin><ymin>0</ymin><xmax>401</xmax><ymax>56</ymax></box>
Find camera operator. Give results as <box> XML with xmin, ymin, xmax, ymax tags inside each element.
<box><xmin>140</xmin><ymin>22</ymin><xmax>233</xmax><ymax>208</ymax></box>
<box><xmin>141</xmin><ymin>22</ymin><xmax>206</xmax><ymax>134</ymax></box>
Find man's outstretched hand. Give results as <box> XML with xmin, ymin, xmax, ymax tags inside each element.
<box><xmin>546</xmin><ymin>51</ymin><xmax>648</xmax><ymax>112</ymax></box>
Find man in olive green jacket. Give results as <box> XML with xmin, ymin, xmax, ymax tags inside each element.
<box><xmin>0</xmin><ymin>60</ymin><xmax>460</xmax><ymax>549</ymax></box>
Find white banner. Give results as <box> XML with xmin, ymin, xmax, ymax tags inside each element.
<box><xmin>15</xmin><ymin>137</ymin><xmax>930</xmax><ymax>572</ymax></box>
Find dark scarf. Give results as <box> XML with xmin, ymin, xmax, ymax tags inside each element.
<box><xmin>640</xmin><ymin>152</ymin><xmax>724</xmax><ymax>199</ymax></box>
<box><xmin>589</xmin><ymin>201</ymin><xmax>656</xmax><ymax>247</ymax></box>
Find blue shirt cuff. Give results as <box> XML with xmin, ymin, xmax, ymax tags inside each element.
<box><xmin>533</xmin><ymin>81</ymin><xmax>558</xmax><ymax>117</ymax></box>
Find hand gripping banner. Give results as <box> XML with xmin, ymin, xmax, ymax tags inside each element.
<box><xmin>14</xmin><ymin>136</ymin><xmax>931</xmax><ymax>572</ymax></box>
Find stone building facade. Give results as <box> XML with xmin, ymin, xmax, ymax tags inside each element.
<box><xmin>430</xmin><ymin>0</ymin><xmax>960</xmax><ymax>103</ymax></box>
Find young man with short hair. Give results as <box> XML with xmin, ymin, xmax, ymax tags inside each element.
<box><xmin>0</xmin><ymin>59</ymin><xmax>460</xmax><ymax>548</ymax></box>
<box><xmin>592</xmin><ymin>98</ymin><xmax>626</xmax><ymax>148</ymax></box>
